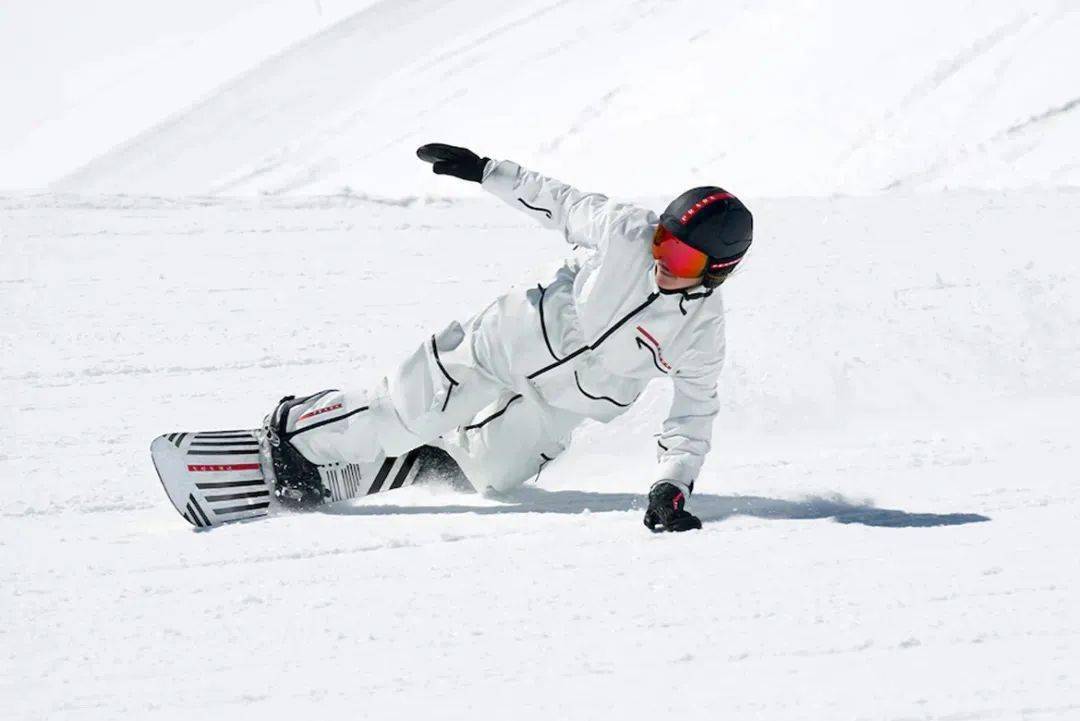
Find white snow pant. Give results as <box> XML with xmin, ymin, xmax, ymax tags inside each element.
<box><xmin>288</xmin><ymin>308</ymin><xmax>585</xmax><ymax>494</ymax></box>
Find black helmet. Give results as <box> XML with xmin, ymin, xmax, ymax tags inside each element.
<box><xmin>659</xmin><ymin>187</ymin><xmax>753</xmax><ymax>287</ymax></box>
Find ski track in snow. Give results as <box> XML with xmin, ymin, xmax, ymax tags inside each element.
<box><xmin>3</xmin><ymin>191</ymin><xmax>1080</xmax><ymax>719</ymax></box>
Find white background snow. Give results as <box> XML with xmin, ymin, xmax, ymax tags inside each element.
<box><xmin>2</xmin><ymin>1</ymin><xmax>1079</xmax><ymax>719</ymax></box>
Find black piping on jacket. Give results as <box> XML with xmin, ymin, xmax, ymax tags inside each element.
<box><xmin>635</xmin><ymin>337</ymin><xmax>669</xmax><ymax>375</ymax></box>
<box><xmin>528</xmin><ymin>281</ymin><xmax>713</xmax><ymax>383</ymax></box>
<box><xmin>518</xmin><ymin>198</ymin><xmax>553</xmax><ymax>219</ymax></box>
<box><xmin>658</xmin><ymin>286</ymin><xmax>713</xmax><ymax>316</ymax></box>
<box><xmin>536</xmin><ymin>283</ymin><xmax>561</xmax><ymax>362</ymax></box>
<box><xmin>534</xmin><ymin>453</ymin><xmax>554</xmax><ymax>484</ymax></box>
<box><xmin>527</xmin><ymin>292</ymin><xmax>661</xmax><ymax>380</ymax></box>
<box><xmin>464</xmin><ymin>394</ymin><xmax>523</xmax><ymax>431</ymax></box>
<box><xmin>431</xmin><ymin>335</ymin><xmax>460</xmax><ymax>412</ymax></box>
<box><xmin>574</xmin><ymin>371</ymin><xmax>637</xmax><ymax>407</ymax></box>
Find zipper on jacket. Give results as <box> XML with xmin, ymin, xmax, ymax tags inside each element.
<box><xmin>527</xmin><ymin>292</ymin><xmax>660</xmax><ymax>380</ymax></box>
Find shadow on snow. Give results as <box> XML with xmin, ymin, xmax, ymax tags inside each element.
<box><xmin>320</xmin><ymin>487</ymin><xmax>989</xmax><ymax>528</ymax></box>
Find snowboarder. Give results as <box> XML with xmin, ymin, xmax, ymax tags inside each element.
<box><xmin>264</xmin><ymin>143</ymin><xmax>753</xmax><ymax>532</ymax></box>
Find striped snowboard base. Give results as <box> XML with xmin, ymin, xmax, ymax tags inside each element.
<box><xmin>151</xmin><ymin>429</ymin><xmax>466</xmax><ymax>529</ymax></box>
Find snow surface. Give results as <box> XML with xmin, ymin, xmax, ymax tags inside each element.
<box><xmin>0</xmin><ymin>0</ymin><xmax>370</xmax><ymax>189</ymax></box>
<box><xmin>4</xmin><ymin>0</ymin><xmax>1080</xmax><ymax>716</ymax></box>
<box><xmin>3</xmin><ymin>1</ymin><xmax>1079</xmax><ymax>195</ymax></box>
<box><xmin>4</xmin><ymin>189</ymin><xmax>1080</xmax><ymax>719</ymax></box>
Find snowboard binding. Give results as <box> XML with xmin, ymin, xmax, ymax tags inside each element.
<box><xmin>262</xmin><ymin>393</ymin><xmax>334</xmax><ymax>509</ymax></box>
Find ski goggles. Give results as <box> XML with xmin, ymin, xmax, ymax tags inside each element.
<box><xmin>652</xmin><ymin>226</ymin><xmax>708</xmax><ymax>278</ymax></box>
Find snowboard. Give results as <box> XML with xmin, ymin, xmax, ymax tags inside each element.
<box><xmin>151</xmin><ymin>429</ymin><xmax>464</xmax><ymax>529</ymax></box>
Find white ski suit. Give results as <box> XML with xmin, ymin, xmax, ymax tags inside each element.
<box><xmin>287</xmin><ymin>159</ymin><xmax>726</xmax><ymax>496</ymax></box>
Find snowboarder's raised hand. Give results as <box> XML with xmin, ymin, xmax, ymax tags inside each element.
<box><xmin>416</xmin><ymin>143</ymin><xmax>490</xmax><ymax>183</ymax></box>
<box><xmin>643</xmin><ymin>482</ymin><xmax>702</xmax><ymax>532</ymax></box>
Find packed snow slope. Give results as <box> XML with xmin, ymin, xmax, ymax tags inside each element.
<box><xmin>45</xmin><ymin>0</ymin><xmax>1080</xmax><ymax>197</ymax></box>
<box><xmin>0</xmin><ymin>0</ymin><xmax>373</xmax><ymax>189</ymax></box>
<box><xmin>3</xmin><ymin>187</ymin><xmax>1080</xmax><ymax>719</ymax></box>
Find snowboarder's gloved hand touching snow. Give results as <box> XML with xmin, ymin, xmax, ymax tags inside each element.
<box><xmin>416</xmin><ymin>143</ymin><xmax>490</xmax><ymax>183</ymax></box>
<box><xmin>643</xmin><ymin>482</ymin><xmax>702</xmax><ymax>533</ymax></box>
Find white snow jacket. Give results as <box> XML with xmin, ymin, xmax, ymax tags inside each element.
<box><xmin>481</xmin><ymin>160</ymin><xmax>726</xmax><ymax>489</ymax></box>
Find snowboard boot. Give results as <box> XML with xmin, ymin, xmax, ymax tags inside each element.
<box><xmin>260</xmin><ymin>392</ymin><xmax>334</xmax><ymax>509</ymax></box>
<box><xmin>259</xmin><ymin>391</ymin><xmax>473</xmax><ymax>510</ymax></box>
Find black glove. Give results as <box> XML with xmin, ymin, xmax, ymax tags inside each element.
<box><xmin>416</xmin><ymin>143</ymin><xmax>490</xmax><ymax>183</ymax></box>
<box><xmin>643</xmin><ymin>482</ymin><xmax>702</xmax><ymax>533</ymax></box>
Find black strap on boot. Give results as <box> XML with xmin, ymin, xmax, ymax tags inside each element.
<box><xmin>264</xmin><ymin>394</ymin><xmax>333</xmax><ymax>509</ymax></box>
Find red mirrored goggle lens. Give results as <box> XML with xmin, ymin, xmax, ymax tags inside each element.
<box><xmin>652</xmin><ymin>227</ymin><xmax>707</xmax><ymax>278</ymax></box>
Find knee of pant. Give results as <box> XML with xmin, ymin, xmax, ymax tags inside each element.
<box><xmin>287</xmin><ymin>390</ymin><xmax>385</xmax><ymax>465</ymax></box>
<box><xmin>468</xmin><ymin>444</ymin><xmax>567</xmax><ymax>496</ymax></box>
<box><xmin>387</xmin><ymin>322</ymin><xmax>475</xmax><ymax>424</ymax></box>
